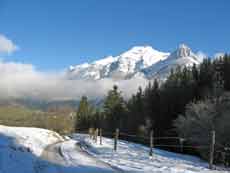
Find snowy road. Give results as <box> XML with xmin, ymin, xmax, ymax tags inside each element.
<box><xmin>41</xmin><ymin>140</ymin><xmax>118</xmax><ymax>173</ymax></box>
<box><xmin>41</xmin><ymin>141</ymin><xmax>67</xmax><ymax>172</ymax></box>
<box><xmin>42</xmin><ymin>141</ymin><xmax>66</xmax><ymax>165</ymax></box>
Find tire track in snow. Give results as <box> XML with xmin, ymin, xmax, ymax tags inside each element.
<box><xmin>75</xmin><ymin>142</ymin><xmax>124</xmax><ymax>172</ymax></box>
<box><xmin>40</xmin><ymin>141</ymin><xmax>67</xmax><ymax>173</ymax></box>
<box><xmin>41</xmin><ymin>140</ymin><xmax>120</xmax><ymax>173</ymax></box>
<box><xmin>60</xmin><ymin>140</ymin><xmax>120</xmax><ymax>172</ymax></box>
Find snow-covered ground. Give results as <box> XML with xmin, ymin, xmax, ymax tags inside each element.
<box><xmin>72</xmin><ymin>134</ymin><xmax>229</xmax><ymax>173</ymax></box>
<box><xmin>0</xmin><ymin>125</ymin><xmax>228</xmax><ymax>173</ymax></box>
<box><xmin>0</xmin><ymin>125</ymin><xmax>64</xmax><ymax>173</ymax></box>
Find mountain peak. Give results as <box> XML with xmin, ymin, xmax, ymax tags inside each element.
<box><xmin>176</xmin><ymin>44</ymin><xmax>192</xmax><ymax>57</ymax></box>
<box><xmin>122</xmin><ymin>45</ymin><xmax>154</xmax><ymax>55</ymax></box>
<box><xmin>121</xmin><ymin>45</ymin><xmax>168</xmax><ymax>60</ymax></box>
<box><xmin>178</xmin><ymin>43</ymin><xmax>190</xmax><ymax>49</ymax></box>
<box><xmin>130</xmin><ymin>45</ymin><xmax>153</xmax><ymax>50</ymax></box>
<box><xmin>167</xmin><ymin>44</ymin><xmax>194</xmax><ymax>59</ymax></box>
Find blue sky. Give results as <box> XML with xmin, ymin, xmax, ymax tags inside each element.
<box><xmin>0</xmin><ymin>0</ymin><xmax>229</xmax><ymax>70</ymax></box>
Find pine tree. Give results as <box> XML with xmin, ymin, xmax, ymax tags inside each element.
<box><xmin>75</xmin><ymin>96</ymin><xmax>94</xmax><ymax>131</ymax></box>
<box><xmin>103</xmin><ymin>85</ymin><xmax>127</xmax><ymax>132</ymax></box>
<box><xmin>127</xmin><ymin>87</ymin><xmax>145</xmax><ymax>134</ymax></box>
<box><xmin>221</xmin><ymin>54</ymin><xmax>230</xmax><ymax>90</ymax></box>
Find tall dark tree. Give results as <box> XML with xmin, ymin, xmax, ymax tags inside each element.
<box><xmin>222</xmin><ymin>55</ymin><xmax>230</xmax><ymax>90</ymax></box>
<box><xmin>75</xmin><ymin>96</ymin><xmax>94</xmax><ymax>131</ymax></box>
<box><xmin>127</xmin><ymin>87</ymin><xmax>145</xmax><ymax>134</ymax></box>
<box><xmin>143</xmin><ymin>80</ymin><xmax>160</xmax><ymax>134</ymax></box>
<box><xmin>215</xmin><ymin>54</ymin><xmax>230</xmax><ymax>91</ymax></box>
<box><xmin>198</xmin><ymin>58</ymin><xmax>215</xmax><ymax>97</ymax></box>
<box><xmin>103</xmin><ymin>85</ymin><xmax>127</xmax><ymax>132</ymax></box>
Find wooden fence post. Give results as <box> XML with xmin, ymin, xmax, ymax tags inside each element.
<box><xmin>179</xmin><ymin>138</ymin><xmax>184</xmax><ymax>153</ymax></box>
<box><xmin>99</xmin><ymin>128</ymin><xmax>102</xmax><ymax>145</ymax></box>
<box><xmin>95</xmin><ymin>128</ymin><xmax>98</xmax><ymax>143</ymax></box>
<box><xmin>91</xmin><ymin>128</ymin><xmax>95</xmax><ymax>140</ymax></box>
<box><xmin>89</xmin><ymin>128</ymin><xmax>93</xmax><ymax>139</ymax></box>
<box><xmin>114</xmin><ymin>128</ymin><xmax>119</xmax><ymax>151</ymax></box>
<box><xmin>88</xmin><ymin>128</ymin><xmax>91</xmax><ymax>138</ymax></box>
<box><xmin>149</xmin><ymin>130</ymin><xmax>154</xmax><ymax>156</ymax></box>
<box><xmin>209</xmin><ymin>130</ymin><xmax>215</xmax><ymax>169</ymax></box>
<box><xmin>92</xmin><ymin>128</ymin><xmax>95</xmax><ymax>141</ymax></box>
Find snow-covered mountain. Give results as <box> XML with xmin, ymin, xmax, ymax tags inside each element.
<box><xmin>67</xmin><ymin>44</ymin><xmax>204</xmax><ymax>81</ymax></box>
<box><xmin>142</xmin><ymin>44</ymin><xmax>204</xmax><ymax>80</ymax></box>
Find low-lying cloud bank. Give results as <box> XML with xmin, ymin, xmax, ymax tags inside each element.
<box><xmin>0</xmin><ymin>61</ymin><xmax>148</xmax><ymax>101</ymax></box>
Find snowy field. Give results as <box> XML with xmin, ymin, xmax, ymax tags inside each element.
<box><xmin>72</xmin><ymin>134</ymin><xmax>229</xmax><ymax>173</ymax></box>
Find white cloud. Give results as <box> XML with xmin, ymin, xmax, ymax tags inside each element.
<box><xmin>0</xmin><ymin>61</ymin><xmax>148</xmax><ymax>101</ymax></box>
<box><xmin>0</xmin><ymin>34</ymin><xmax>18</xmax><ymax>54</ymax></box>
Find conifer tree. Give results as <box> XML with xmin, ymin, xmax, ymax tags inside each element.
<box><xmin>103</xmin><ymin>85</ymin><xmax>127</xmax><ymax>131</ymax></box>
<box><xmin>75</xmin><ymin>96</ymin><xmax>94</xmax><ymax>131</ymax></box>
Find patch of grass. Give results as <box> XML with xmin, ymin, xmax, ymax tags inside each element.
<box><xmin>0</xmin><ymin>106</ymin><xmax>75</xmax><ymax>135</ymax></box>
<box><xmin>0</xmin><ymin>106</ymin><xmax>36</xmax><ymax>125</ymax></box>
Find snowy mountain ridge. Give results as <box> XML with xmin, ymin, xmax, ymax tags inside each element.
<box><xmin>67</xmin><ymin>44</ymin><xmax>204</xmax><ymax>81</ymax></box>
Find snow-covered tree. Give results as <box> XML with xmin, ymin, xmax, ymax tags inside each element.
<box><xmin>174</xmin><ymin>92</ymin><xmax>230</xmax><ymax>162</ymax></box>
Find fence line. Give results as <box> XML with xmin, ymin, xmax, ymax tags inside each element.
<box><xmin>88</xmin><ymin>128</ymin><xmax>213</xmax><ymax>149</ymax></box>
<box><xmin>84</xmin><ymin>128</ymin><xmax>229</xmax><ymax>169</ymax></box>
<box><xmin>85</xmin><ymin>128</ymin><xmax>216</xmax><ymax>150</ymax></box>
<box><xmin>85</xmin><ymin>129</ymin><xmax>228</xmax><ymax>152</ymax></box>
<box><xmin>119</xmin><ymin>132</ymin><xmax>182</xmax><ymax>141</ymax></box>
